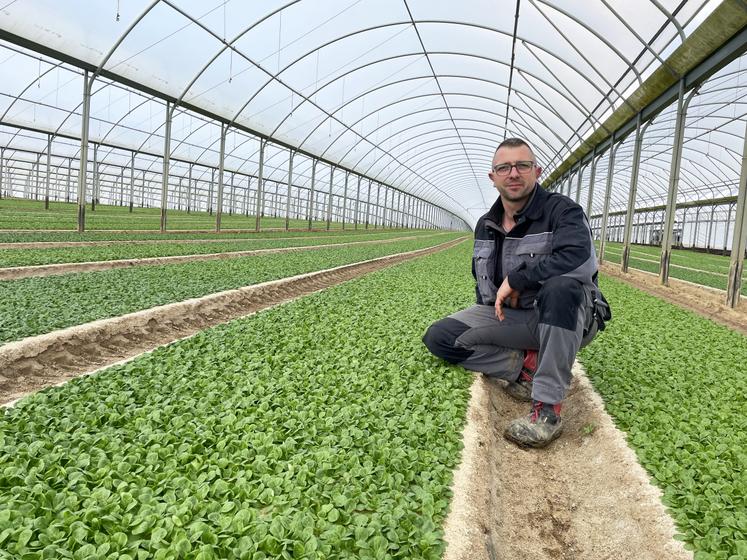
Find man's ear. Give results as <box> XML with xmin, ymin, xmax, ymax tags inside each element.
<box><xmin>534</xmin><ymin>166</ymin><xmax>543</xmax><ymax>178</ymax></box>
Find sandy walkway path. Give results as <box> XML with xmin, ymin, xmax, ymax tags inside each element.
<box><xmin>443</xmin><ymin>366</ymin><xmax>692</xmax><ymax>560</ymax></box>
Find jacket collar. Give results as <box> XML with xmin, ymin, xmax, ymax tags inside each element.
<box><xmin>485</xmin><ymin>183</ymin><xmax>545</xmax><ymax>226</ymax></box>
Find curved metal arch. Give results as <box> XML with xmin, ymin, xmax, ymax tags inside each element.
<box><xmin>387</xmin><ymin>156</ymin><xmax>493</xmax><ymax>190</ymax></box>
<box><xmin>597</xmin><ymin>0</ymin><xmax>676</xmax><ymax>78</ymax></box>
<box><xmin>356</xmin><ymin>126</ymin><xmax>496</xmax><ymax>182</ymax></box>
<box><xmin>302</xmin><ymin>54</ymin><xmax>597</xmax><ymax>159</ymax></box>
<box><xmin>386</xmin><ymin>140</ymin><xmax>496</xmax><ymax>179</ymax></box>
<box><xmin>375</xmin><ymin>123</ymin><xmax>503</xmax><ymax>161</ymax></box>
<box><xmin>375</xmin><ymin>129</ymin><xmax>502</xmax><ymax>174</ymax></box>
<box><xmin>528</xmin><ymin>1</ymin><xmax>642</xmax><ymax>90</ymax></box>
<box><xmin>349</xmin><ymin>74</ymin><xmax>581</xmax><ymax>175</ymax></box>
<box><xmin>326</xmin><ymin>82</ymin><xmax>561</xmax><ymax>165</ymax></box>
<box><xmin>163</xmin><ymin>0</ymin><xmax>301</xmax><ymax>117</ymax></box>
<box><xmin>381</xmin><ymin>145</ymin><xmax>494</xmax><ymax>185</ymax></box>
<box><xmin>0</xmin><ymin>60</ymin><xmax>69</xmax><ymax>128</ymax></box>
<box><xmin>335</xmin><ymin>109</ymin><xmax>510</xmax><ymax>163</ymax></box>
<box><xmin>262</xmin><ymin>18</ymin><xmax>628</xmax><ymax>143</ymax></box>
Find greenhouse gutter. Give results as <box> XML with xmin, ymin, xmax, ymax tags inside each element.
<box><xmin>0</xmin><ymin>31</ymin><xmax>463</xmax><ymax>227</ymax></box>
<box><xmin>589</xmin><ymin>194</ymin><xmax>739</xmax><ymax>219</ymax></box>
<box><xmin>544</xmin><ymin>0</ymin><xmax>747</xmax><ymax>186</ymax></box>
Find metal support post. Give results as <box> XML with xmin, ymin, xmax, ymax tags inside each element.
<box><xmin>586</xmin><ymin>150</ymin><xmax>597</xmax><ymax>219</ymax></box>
<box><xmin>209</xmin><ymin>168</ymin><xmax>215</xmax><ymax>216</ymax></box>
<box><xmin>229</xmin><ymin>173</ymin><xmax>234</xmax><ymax>216</ymax></box>
<box><xmin>382</xmin><ymin>186</ymin><xmax>389</xmax><ymax>229</ymax></box>
<box><xmin>0</xmin><ymin>148</ymin><xmax>4</xmax><ymax>199</ymax></box>
<box><xmin>365</xmin><ymin>180</ymin><xmax>372</xmax><ymax>229</ymax></box>
<box><xmin>575</xmin><ymin>164</ymin><xmax>583</xmax><ymax>204</ymax></box>
<box><xmin>244</xmin><ymin>178</ymin><xmax>252</xmax><ymax>217</ymax></box>
<box><xmin>706</xmin><ymin>205</ymin><xmax>716</xmax><ymax>251</ymax></box>
<box><xmin>216</xmin><ymin>124</ymin><xmax>227</xmax><ymax>232</ymax></box>
<box><xmin>621</xmin><ymin>114</ymin><xmax>647</xmax><ymax>273</ymax></box>
<box><xmin>326</xmin><ymin>166</ymin><xmax>334</xmax><ymax>230</ymax></box>
<box><xmin>187</xmin><ymin>163</ymin><xmax>193</xmax><ymax>213</ymax></box>
<box><xmin>129</xmin><ymin>153</ymin><xmax>135</xmax><ymax>212</ymax></box>
<box><xmin>354</xmin><ymin>176</ymin><xmax>361</xmax><ymax>230</ymax></box>
<box><xmin>342</xmin><ymin>171</ymin><xmax>349</xmax><ymax>230</ymax></box>
<box><xmin>724</xmin><ymin>204</ymin><xmax>733</xmax><ymax>254</ymax></box>
<box><xmin>726</xmin><ymin>119</ymin><xmax>747</xmax><ymax>308</ymax></box>
<box><xmin>285</xmin><ymin>151</ymin><xmax>294</xmax><ymax>231</ymax></box>
<box><xmin>599</xmin><ymin>133</ymin><xmax>618</xmax><ymax>264</ymax></box>
<box><xmin>44</xmin><ymin>135</ymin><xmax>52</xmax><ymax>210</ymax></box>
<box><xmin>77</xmin><ymin>71</ymin><xmax>92</xmax><ymax>232</ymax></box>
<box><xmin>307</xmin><ymin>160</ymin><xmax>316</xmax><ymax>230</ymax></box>
<box><xmin>160</xmin><ymin>101</ymin><xmax>173</xmax><ymax>233</ymax></box>
<box><xmin>661</xmin><ymin>80</ymin><xmax>698</xmax><ymax>285</ymax></box>
<box><xmin>255</xmin><ymin>139</ymin><xmax>265</xmax><ymax>232</ymax></box>
<box><xmin>91</xmin><ymin>144</ymin><xmax>98</xmax><ymax>211</ymax></box>
<box><xmin>374</xmin><ymin>183</ymin><xmax>381</xmax><ymax>229</ymax></box>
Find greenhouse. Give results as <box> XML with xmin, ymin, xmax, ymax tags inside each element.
<box><xmin>0</xmin><ymin>0</ymin><xmax>746</xmax><ymax>558</ymax></box>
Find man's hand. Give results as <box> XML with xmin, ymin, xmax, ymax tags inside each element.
<box><xmin>495</xmin><ymin>276</ymin><xmax>520</xmax><ymax>321</ymax></box>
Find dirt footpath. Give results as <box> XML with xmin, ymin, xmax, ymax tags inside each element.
<box><xmin>443</xmin><ymin>365</ymin><xmax>692</xmax><ymax>560</ymax></box>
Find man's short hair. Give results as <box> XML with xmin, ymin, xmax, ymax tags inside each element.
<box><xmin>495</xmin><ymin>137</ymin><xmax>536</xmax><ymax>160</ymax></box>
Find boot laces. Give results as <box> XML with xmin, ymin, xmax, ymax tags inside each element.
<box><xmin>530</xmin><ymin>401</ymin><xmax>543</xmax><ymax>423</ymax></box>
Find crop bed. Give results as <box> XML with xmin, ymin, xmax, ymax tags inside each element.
<box><xmin>0</xmin><ymin>235</ymin><xmax>463</xmax><ymax>344</ymax></box>
<box><xmin>580</xmin><ymin>277</ymin><xmax>747</xmax><ymax>559</ymax></box>
<box><xmin>0</xmin><ymin>199</ymin><xmax>344</xmax><ymax>232</ymax></box>
<box><xmin>0</xmin><ymin>229</ymin><xmax>415</xmax><ymax>245</ymax></box>
<box><xmin>0</xmin><ymin>243</ymin><xmax>475</xmax><ymax>559</ymax></box>
<box><xmin>597</xmin><ymin>242</ymin><xmax>746</xmax><ymax>294</ymax></box>
<box><xmin>0</xmin><ymin>232</ymin><xmax>444</xmax><ymax>268</ymax></box>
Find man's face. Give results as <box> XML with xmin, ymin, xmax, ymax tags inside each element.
<box><xmin>488</xmin><ymin>145</ymin><xmax>542</xmax><ymax>204</ymax></box>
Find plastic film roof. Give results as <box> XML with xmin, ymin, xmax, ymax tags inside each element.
<box><xmin>0</xmin><ymin>0</ymin><xmax>735</xmax><ymax>227</ymax></box>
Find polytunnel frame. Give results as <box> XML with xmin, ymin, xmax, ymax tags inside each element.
<box><xmin>0</xmin><ymin>22</ymin><xmax>469</xmax><ymax>234</ymax></box>
<box><xmin>545</xmin><ymin>19</ymin><xmax>747</xmax><ymax>308</ymax></box>
<box><xmin>0</xmin><ymin>0</ymin><xmax>706</xmax><ymax>233</ymax></box>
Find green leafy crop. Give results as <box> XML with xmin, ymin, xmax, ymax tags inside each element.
<box><xmin>0</xmin><ymin>242</ymin><xmax>475</xmax><ymax>559</ymax></box>
<box><xmin>0</xmin><ymin>234</ymin><xmax>462</xmax><ymax>343</ymax></box>
<box><xmin>580</xmin><ymin>277</ymin><xmax>747</xmax><ymax>559</ymax></box>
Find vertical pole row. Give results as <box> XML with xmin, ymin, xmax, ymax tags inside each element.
<box><xmin>307</xmin><ymin>160</ymin><xmax>316</xmax><ymax>231</ymax></box>
<box><xmin>621</xmin><ymin>114</ymin><xmax>645</xmax><ymax>273</ymax></box>
<box><xmin>598</xmin><ymin>133</ymin><xmax>617</xmax><ymax>264</ymax></box>
<box><xmin>726</xmin><ymin>119</ymin><xmax>747</xmax><ymax>307</ymax></box>
<box><xmin>216</xmin><ymin>124</ymin><xmax>227</xmax><ymax>232</ymax></box>
<box><xmin>255</xmin><ymin>139</ymin><xmax>265</xmax><ymax>232</ymax></box>
<box><xmin>160</xmin><ymin>101</ymin><xmax>173</xmax><ymax>233</ymax></box>
<box><xmin>77</xmin><ymin>71</ymin><xmax>91</xmax><ymax>232</ymax></box>
<box><xmin>326</xmin><ymin>166</ymin><xmax>334</xmax><ymax>231</ymax></box>
<box><xmin>342</xmin><ymin>171</ymin><xmax>349</xmax><ymax>230</ymax></box>
<box><xmin>660</xmin><ymin>80</ymin><xmax>689</xmax><ymax>286</ymax></box>
<box><xmin>129</xmin><ymin>153</ymin><xmax>135</xmax><ymax>212</ymax></box>
<box><xmin>44</xmin><ymin>135</ymin><xmax>51</xmax><ymax>210</ymax></box>
<box><xmin>354</xmin><ymin>176</ymin><xmax>361</xmax><ymax>230</ymax></box>
<box><xmin>285</xmin><ymin>151</ymin><xmax>294</xmax><ymax>231</ymax></box>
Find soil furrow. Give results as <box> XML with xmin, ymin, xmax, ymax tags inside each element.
<box><xmin>443</xmin><ymin>366</ymin><xmax>692</xmax><ymax>560</ymax></box>
<box><xmin>0</xmin><ymin>234</ymin><xmax>438</xmax><ymax>279</ymax></box>
<box><xmin>0</xmin><ymin>237</ymin><xmax>465</xmax><ymax>405</ymax></box>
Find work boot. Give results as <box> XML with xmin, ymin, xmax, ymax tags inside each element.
<box><xmin>503</xmin><ymin>349</ymin><xmax>537</xmax><ymax>402</ymax></box>
<box><xmin>504</xmin><ymin>400</ymin><xmax>563</xmax><ymax>448</ymax></box>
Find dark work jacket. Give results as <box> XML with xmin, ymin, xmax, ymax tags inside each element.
<box><xmin>472</xmin><ymin>184</ymin><xmax>599</xmax><ymax>308</ymax></box>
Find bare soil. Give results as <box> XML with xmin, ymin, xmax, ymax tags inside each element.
<box><xmin>0</xmin><ymin>237</ymin><xmax>465</xmax><ymax>405</ymax></box>
<box><xmin>443</xmin><ymin>365</ymin><xmax>692</xmax><ymax>560</ymax></box>
<box><xmin>599</xmin><ymin>263</ymin><xmax>747</xmax><ymax>336</ymax></box>
<box><xmin>0</xmin><ymin>234</ymin><xmax>444</xmax><ymax>280</ymax></box>
<box><xmin>0</xmin><ymin>234</ymin><xmax>353</xmax><ymax>249</ymax></box>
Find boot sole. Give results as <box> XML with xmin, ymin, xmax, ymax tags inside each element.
<box><xmin>503</xmin><ymin>423</ymin><xmax>564</xmax><ymax>448</ymax></box>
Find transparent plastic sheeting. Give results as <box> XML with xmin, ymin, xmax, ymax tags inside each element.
<box><xmin>0</xmin><ymin>0</ymin><xmax>729</xmax><ymax>227</ymax></box>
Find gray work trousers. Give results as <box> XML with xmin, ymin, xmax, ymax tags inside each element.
<box><xmin>423</xmin><ymin>276</ymin><xmax>598</xmax><ymax>404</ymax></box>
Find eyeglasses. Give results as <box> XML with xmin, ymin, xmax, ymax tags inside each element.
<box><xmin>492</xmin><ymin>161</ymin><xmax>536</xmax><ymax>176</ymax></box>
